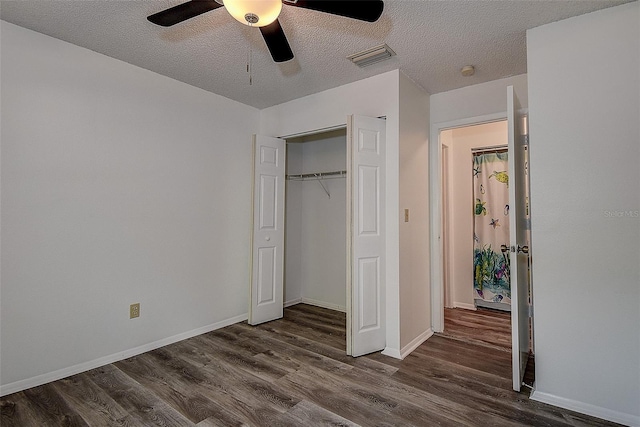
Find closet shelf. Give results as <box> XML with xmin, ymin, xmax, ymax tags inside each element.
<box><xmin>286</xmin><ymin>170</ymin><xmax>347</xmax><ymax>181</ymax></box>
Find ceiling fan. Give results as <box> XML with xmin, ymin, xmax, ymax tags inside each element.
<box><xmin>147</xmin><ymin>0</ymin><xmax>384</xmax><ymax>63</ymax></box>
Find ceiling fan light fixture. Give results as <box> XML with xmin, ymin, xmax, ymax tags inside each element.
<box><xmin>348</xmin><ymin>44</ymin><xmax>396</xmax><ymax>67</ymax></box>
<box><xmin>223</xmin><ymin>0</ymin><xmax>282</xmax><ymax>27</ymax></box>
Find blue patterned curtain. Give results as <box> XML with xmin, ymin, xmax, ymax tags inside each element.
<box><xmin>473</xmin><ymin>151</ymin><xmax>511</xmax><ymax>305</ymax></box>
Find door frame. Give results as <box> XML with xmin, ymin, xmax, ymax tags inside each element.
<box><xmin>430</xmin><ymin>108</ymin><xmax>531</xmax><ymax>376</ymax></box>
<box><xmin>276</xmin><ymin>116</ymin><xmax>387</xmax><ymax>356</ymax></box>
<box><xmin>429</xmin><ymin>112</ymin><xmax>508</xmax><ymax>333</ymax></box>
<box><xmin>280</xmin><ymin>125</ymin><xmax>349</xmax><ymax>330</ymax></box>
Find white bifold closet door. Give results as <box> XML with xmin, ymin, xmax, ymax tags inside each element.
<box><xmin>347</xmin><ymin>115</ymin><xmax>386</xmax><ymax>357</ymax></box>
<box><xmin>249</xmin><ymin>134</ymin><xmax>285</xmax><ymax>325</ymax></box>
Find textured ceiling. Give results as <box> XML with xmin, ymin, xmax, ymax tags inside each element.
<box><xmin>1</xmin><ymin>0</ymin><xmax>632</xmax><ymax>109</ymax></box>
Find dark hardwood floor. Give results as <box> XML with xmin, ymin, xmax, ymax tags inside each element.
<box><xmin>441</xmin><ymin>307</ymin><xmax>512</xmax><ymax>352</ymax></box>
<box><xmin>1</xmin><ymin>304</ymin><xmax>620</xmax><ymax>426</ymax></box>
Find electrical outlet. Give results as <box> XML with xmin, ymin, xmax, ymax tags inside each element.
<box><xmin>130</xmin><ymin>303</ymin><xmax>140</xmax><ymax>319</ymax></box>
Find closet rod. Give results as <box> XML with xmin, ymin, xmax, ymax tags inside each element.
<box><xmin>286</xmin><ymin>170</ymin><xmax>347</xmax><ymax>180</ymax></box>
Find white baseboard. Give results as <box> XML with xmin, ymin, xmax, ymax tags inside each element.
<box><xmin>284</xmin><ymin>298</ymin><xmax>302</xmax><ymax>308</ymax></box>
<box><xmin>531</xmin><ymin>390</ymin><xmax>639</xmax><ymax>426</ymax></box>
<box><xmin>300</xmin><ymin>298</ymin><xmax>346</xmax><ymax>313</ymax></box>
<box><xmin>381</xmin><ymin>328</ymin><xmax>434</xmax><ymax>360</ymax></box>
<box><xmin>400</xmin><ymin>328</ymin><xmax>434</xmax><ymax>359</ymax></box>
<box><xmin>0</xmin><ymin>313</ymin><xmax>248</xmax><ymax>397</ymax></box>
<box><xmin>381</xmin><ymin>347</ymin><xmax>402</xmax><ymax>359</ymax></box>
<box><xmin>453</xmin><ymin>302</ymin><xmax>477</xmax><ymax>310</ymax></box>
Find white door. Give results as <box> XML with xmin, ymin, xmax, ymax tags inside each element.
<box><xmin>346</xmin><ymin>115</ymin><xmax>386</xmax><ymax>357</ymax></box>
<box><xmin>248</xmin><ymin>135</ymin><xmax>285</xmax><ymax>325</ymax></box>
<box><xmin>507</xmin><ymin>86</ymin><xmax>531</xmax><ymax>391</ymax></box>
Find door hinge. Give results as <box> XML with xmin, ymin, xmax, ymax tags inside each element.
<box><xmin>528</xmin><ymin>304</ymin><xmax>534</xmax><ymax>318</ymax></box>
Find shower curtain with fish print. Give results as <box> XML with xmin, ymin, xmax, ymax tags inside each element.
<box><xmin>473</xmin><ymin>151</ymin><xmax>511</xmax><ymax>306</ymax></box>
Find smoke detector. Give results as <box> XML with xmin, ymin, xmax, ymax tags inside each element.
<box><xmin>461</xmin><ymin>65</ymin><xmax>475</xmax><ymax>77</ymax></box>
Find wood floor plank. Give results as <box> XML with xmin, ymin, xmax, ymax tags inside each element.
<box><xmin>285</xmin><ymin>363</ymin><xmax>482</xmax><ymax>427</ymax></box>
<box><xmin>276</xmin><ymin>368</ymin><xmax>402</xmax><ymax>427</ymax></box>
<box><xmin>87</xmin><ymin>364</ymin><xmax>193</xmax><ymax>426</ymax></box>
<box><xmin>114</xmin><ymin>353</ymin><xmax>224</xmax><ymax>423</ymax></box>
<box><xmin>1</xmin><ymin>390</ymin><xmax>82</xmax><ymax>427</ymax></box>
<box><xmin>442</xmin><ymin>307</ymin><xmax>512</xmax><ymax>351</ymax></box>
<box><xmin>163</xmin><ymin>338</ymin><xmax>302</xmax><ymax>417</ymax></box>
<box><xmin>18</xmin><ymin>383</ymin><xmax>89</xmax><ymax>427</ymax></box>
<box><xmin>147</xmin><ymin>341</ymin><xmax>289</xmax><ymax>426</ymax></box>
<box><xmin>0</xmin><ymin>303</ymin><xmax>623</xmax><ymax>427</ymax></box>
<box><xmin>249</xmin><ymin>322</ymin><xmax>398</xmax><ymax>376</ymax></box>
<box><xmin>183</xmin><ymin>334</ymin><xmax>291</xmax><ymax>383</ymax></box>
<box><xmin>51</xmin><ymin>372</ymin><xmax>132</xmax><ymax>426</ymax></box>
<box><xmin>277</xmin><ymin>400</ymin><xmax>360</xmax><ymax>427</ymax></box>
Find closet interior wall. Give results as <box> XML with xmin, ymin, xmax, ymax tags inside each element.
<box><xmin>285</xmin><ymin>130</ymin><xmax>347</xmax><ymax>312</ymax></box>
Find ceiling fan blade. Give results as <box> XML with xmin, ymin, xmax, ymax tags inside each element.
<box><xmin>147</xmin><ymin>0</ymin><xmax>223</xmax><ymax>27</ymax></box>
<box><xmin>286</xmin><ymin>0</ymin><xmax>384</xmax><ymax>22</ymax></box>
<box><xmin>260</xmin><ymin>19</ymin><xmax>294</xmax><ymax>63</ymax></box>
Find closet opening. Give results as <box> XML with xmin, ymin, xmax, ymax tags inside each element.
<box><xmin>283</xmin><ymin>128</ymin><xmax>348</xmax><ymax>326</ymax></box>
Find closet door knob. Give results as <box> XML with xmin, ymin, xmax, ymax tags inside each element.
<box><xmin>265</xmin><ymin>236</ymin><xmax>270</xmax><ymax>241</ymax></box>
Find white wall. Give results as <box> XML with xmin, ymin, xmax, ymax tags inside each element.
<box><xmin>429</xmin><ymin>74</ymin><xmax>528</xmax><ymax>332</ymax></box>
<box><xmin>0</xmin><ymin>22</ymin><xmax>259</xmax><ymax>394</ymax></box>
<box><xmin>430</xmin><ymin>74</ymin><xmax>529</xmax><ymax>125</ymax></box>
<box><xmin>398</xmin><ymin>73</ymin><xmax>431</xmax><ymax>355</ymax></box>
<box><xmin>285</xmin><ymin>131</ymin><xmax>347</xmax><ymax>311</ymax></box>
<box><xmin>527</xmin><ymin>3</ymin><xmax>639</xmax><ymax>424</ymax></box>
<box><xmin>443</xmin><ymin>122</ymin><xmax>508</xmax><ymax>309</ymax></box>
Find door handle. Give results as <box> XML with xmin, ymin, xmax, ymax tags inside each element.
<box><xmin>501</xmin><ymin>244</ymin><xmax>509</xmax><ymax>253</ymax></box>
<box><xmin>265</xmin><ymin>236</ymin><xmax>271</xmax><ymax>241</ymax></box>
<box><xmin>518</xmin><ymin>245</ymin><xmax>529</xmax><ymax>254</ymax></box>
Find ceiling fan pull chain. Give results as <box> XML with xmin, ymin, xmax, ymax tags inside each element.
<box><xmin>246</xmin><ymin>24</ymin><xmax>253</xmax><ymax>86</ymax></box>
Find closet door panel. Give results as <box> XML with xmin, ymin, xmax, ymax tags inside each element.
<box><xmin>249</xmin><ymin>134</ymin><xmax>285</xmax><ymax>325</ymax></box>
<box><xmin>348</xmin><ymin>115</ymin><xmax>386</xmax><ymax>357</ymax></box>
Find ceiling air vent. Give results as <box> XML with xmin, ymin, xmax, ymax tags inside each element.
<box><xmin>348</xmin><ymin>44</ymin><xmax>396</xmax><ymax>67</ymax></box>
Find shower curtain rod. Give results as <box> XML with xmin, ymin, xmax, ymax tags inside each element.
<box><xmin>472</xmin><ymin>145</ymin><xmax>508</xmax><ymax>154</ymax></box>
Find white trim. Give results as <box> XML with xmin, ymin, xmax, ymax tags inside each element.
<box><xmin>452</xmin><ymin>302</ymin><xmax>477</xmax><ymax>311</ymax></box>
<box><xmin>0</xmin><ymin>313</ymin><xmax>248</xmax><ymax>397</ymax></box>
<box><xmin>284</xmin><ymin>298</ymin><xmax>303</xmax><ymax>308</ymax></box>
<box><xmin>301</xmin><ymin>298</ymin><xmax>346</xmax><ymax>313</ymax></box>
<box><xmin>381</xmin><ymin>328</ymin><xmax>434</xmax><ymax>360</ymax></box>
<box><xmin>400</xmin><ymin>328</ymin><xmax>434</xmax><ymax>359</ymax></box>
<box><xmin>381</xmin><ymin>347</ymin><xmax>402</xmax><ymax>359</ymax></box>
<box><xmin>531</xmin><ymin>391</ymin><xmax>640</xmax><ymax>426</ymax></box>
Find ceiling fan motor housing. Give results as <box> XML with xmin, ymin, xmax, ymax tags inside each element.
<box><xmin>224</xmin><ymin>0</ymin><xmax>283</xmax><ymax>27</ymax></box>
